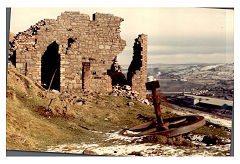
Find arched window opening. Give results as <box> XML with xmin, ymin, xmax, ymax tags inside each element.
<box><xmin>41</xmin><ymin>41</ymin><xmax>60</xmax><ymax>91</ymax></box>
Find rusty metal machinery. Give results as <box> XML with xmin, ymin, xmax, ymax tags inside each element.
<box><xmin>110</xmin><ymin>72</ymin><xmax>127</xmax><ymax>86</ymax></box>
<box><xmin>120</xmin><ymin>80</ymin><xmax>205</xmax><ymax>137</ymax></box>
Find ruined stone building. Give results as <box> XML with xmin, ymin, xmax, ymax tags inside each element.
<box><xmin>9</xmin><ymin>11</ymin><xmax>148</xmax><ymax>98</ymax></box>
<box><xmin>127</xmin><ymin>34</ymin><xmax>148</xmax><ymax>99</ymax></box>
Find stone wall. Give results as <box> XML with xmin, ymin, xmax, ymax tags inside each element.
<box><xmin>127</xmin><ymin>34</ymin><xmax>148</xmax><ymax>99</ymax></box>
<box><xmin>9</xmin><ymin>11</ymin><xmax>126</xmax><ymax>93</ymax></box>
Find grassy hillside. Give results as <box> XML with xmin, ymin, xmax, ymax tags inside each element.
<box><xmin>6</xmin><ymin>64</ymin><xmax>231</xmax><ymax>155</ymax></box>
<box><xmin>6</xmin><ymin>64</ymin><xmax>175</xmax><ymax>151</ymax></box>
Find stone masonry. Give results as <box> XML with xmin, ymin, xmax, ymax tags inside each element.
<box><xmin>9</xmin><ymin>11</ymin><xmax>126</xmax><ymax>93</ymax></box>
<box><xmin>9</xmin><ymin>11</ymin><xmax>148</xmax><ymax>97</ymax></box>
<box><xmin>127</xmin><ymin>34</ymin><xmax>148</xmax><ymax>99</ymax></box>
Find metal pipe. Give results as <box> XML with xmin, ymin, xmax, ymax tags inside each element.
<box><xmin>151</xmin><ymin>85</ymin><xmax>164</xmax><ymax>125</ymax></box>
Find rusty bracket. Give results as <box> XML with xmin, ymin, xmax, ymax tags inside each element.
<box><xmin>120</xmin><ymin>80</ymin><xmax>206</xmax><ymax>137</ymax></box>
<box><xmin>146</xmin><ymin>81</ymin><xmax>164</xmax><ymax>126</ymax></box>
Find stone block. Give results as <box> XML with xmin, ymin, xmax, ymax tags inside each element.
<box><xmin>16</xmin><ymin>63</ymin><xmax>24</xmax><ymax>68</ymax></box>
<box><xmin>105</xmin><ymin>45</ymin><xmax>111</xmax><ymax>49</ymax></box>
<box><xmin>99</xmin><ymin>45</ymin><xmax>104</xmax><ymax>49</ymax></box>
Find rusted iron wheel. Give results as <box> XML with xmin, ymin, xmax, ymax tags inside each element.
<box><xmin>120</xmin><ymin>115</ymin><xmax>205</xmax><ymax>137</ymax></box>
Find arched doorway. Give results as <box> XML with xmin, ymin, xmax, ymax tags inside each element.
<box><xmin>41</xmin><ymin>41</ymin><xmax>60</xmax><ymax>91</ymax></box>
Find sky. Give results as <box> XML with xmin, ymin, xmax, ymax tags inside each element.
<box><xmin>10</xmin><ymin>7</ymin><xmax>234</xmax><ymax>66</ymax></box>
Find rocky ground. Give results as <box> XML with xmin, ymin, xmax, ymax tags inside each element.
<box><xmin>6</xmin><ymin>63</ymin><xmax>232</xmax><ymax>156</ymax></box>
<box><xmin>46</xmin><ymin>130</ymin><xmax>231</xmax><ymax>156</ymax></box>
<box><xmin>45</xmin><ymin>106</ymin><xmax>232</xmax><ymax>157</ymax></box>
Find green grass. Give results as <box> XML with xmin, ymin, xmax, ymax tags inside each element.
<box><xmin>192</xmin><ymin>123</ymin><xmax>231</xmax><ymax>139</ymax></box>
<box><xmin>6</xmin><ymin>78</ymin><xmax>231</xmax><ymax>152</ymax></box>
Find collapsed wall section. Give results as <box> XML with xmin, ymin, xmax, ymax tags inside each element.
<box><xmin>127</xmin><ymin>34</ymin><xmax>148</xmax><ymax>99</ymax></box>
<box><xmin>9</xmin><ymin>11</ymin><xmax>126</xmax><ymax>93</ymax></box>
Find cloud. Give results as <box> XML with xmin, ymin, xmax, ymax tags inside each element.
<box><xmin>148</xmin><ymin>45</ymin><xmax>229</xmax><ymax>55</ymax></box>
<box><xmin>10</xmin><ymin>7</ymin><xmax>234</xmax><ymax>65</ymax></box>
<box><xmin>148</xmin><ymin>53</ymin><xmax>234</xmax><ymax>64</ymax></box>
<box><xmin>148</xmin><ymin>34</ymin><xmax>231</xmax><ymax>47</ymax></box>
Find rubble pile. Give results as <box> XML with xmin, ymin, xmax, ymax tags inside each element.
<box><xmin>111</xmin><ymin>85</ymin><xmax>151</xmax><ymax>105</ymax></box>
<box><xmin>56</xmin><ymin>90</ymin><xmax>98</xmax><ymax>106</ymax></box>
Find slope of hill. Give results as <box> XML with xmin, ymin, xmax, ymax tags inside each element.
<box><xmin>6</xmin><ymin>63</ymin><xmax>161</xmax><ymax>151</ymax></box>
<box><xmin>6</xmin><ymin>64</ymin><xmax>232</xmax><ymax>156</ymax></box>
<box><xmin>152</xmin><ymin>63</ymin><xmax>234</xmax><ymax>81</ymax></box>
<box><xmin>147</xmin><ymin>63</ymin><xmax>234</xmax><ymax>99</ymax></box>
